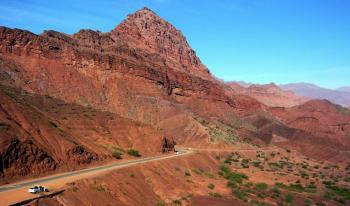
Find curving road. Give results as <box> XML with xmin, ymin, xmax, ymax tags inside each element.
<box><xmin>0</xmin><ymin>147</ymin><xmax>277</xmax><ymax>205</ymax></box>
<box><xmin>0</xmin><ymin>149</ymin><xmax>191</xmax><ymax>193</ymax></box>
<box><xmin>0</xmin><ymin>149</ymin><xmax>193</xmax><ymax>205</ymax></box>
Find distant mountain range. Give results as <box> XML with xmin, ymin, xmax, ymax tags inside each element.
<box><xmin>227</xmin><ymin>82</ymin><xmax>308</xmax><ymax>107</ymax></box>
<box><xmin>280</xmin><ymin>83</ymin><xmax>350</xmax><ymax>107</ymax></box>
<box><xmin>232</xmin><ymin>81</ymin><xmax>350</xmax><ymax>107</ymax></box>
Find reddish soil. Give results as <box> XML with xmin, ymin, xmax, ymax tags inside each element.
<box><xmin>270</xmin><ymin>100</ymin><xmax>350</xmax><ymax>160</ymax></box>
<box><xmin>0</xmin><ymin>85</ymin><xmax>162</xmax><ymax>182</ymax></box>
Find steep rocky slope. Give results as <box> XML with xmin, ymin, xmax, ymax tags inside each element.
<box><xmin>0</xmin><ymin>84</ymin><xmax>162</xmax><ymax>182</ymax></box>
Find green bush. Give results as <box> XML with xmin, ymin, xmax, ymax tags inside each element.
<box><xmin>219</xmin><ymin>165</ymin><xmax>247</xmax><ymax>184</ymax></box>
<box><xmin>327</xmin><ymin>186</ymin><xmax>350</xmax><ymax>200</ymax></box>
<box><xmin>270</xmin><ymin>187</ymin><xmax>281</xmax><ymax>198</ymax></box>
<box><xmin>227</xmin><ymin>181</ymin><xmax>237</xmax><ymax>189</ymax></box>
<box><xmin>255</xmin><ymin>182</ymin><xmax>268</xmax><ymax>191</ymax></box>
<box><xmin>155</xmin><ymin>202</ymin><xmax>165</xmax><ymax>206</ymax></box>
<box><xmin>209</xmin><ymin>192</ymin><xmax>222</xmax><ymax>198</ymax></box>
<box><xmin>285</xmin><ymin>194</ymin><xmax>294</xmax><ymax>203</ymax></box>
<box><xmin>208</xmin><ymin>183</ymin><xmax>215</xmax><ymax>190</ymax></box>
<box><xmin>233</xmin><ymin>189</ymin><xmax>248</xmax><ymax>202</ymax></box>
<box><xmin>172</xmin><ymin>199</ymin><xmax>182</xmax><ymax>205</ymax></box>
<box><xmin>127</xmin><ymin>149</ymin><xmax>141</xmax><ymax>157</ymax></box>
<box><xmin>252</xmin><ymin>161</ymin><xmax>261</xmax><ymax>167</ymax></box>
<box><xmin>288</xmin><ymin>183</ymin><xmax>305</xmax><ymax>192</ymax></box>
<box><xmin>112</xmin><ymin>150</ymin><xmax>123</xmax><ymax>159</ymax></box>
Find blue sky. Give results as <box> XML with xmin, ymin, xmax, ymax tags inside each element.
<box><xmin>0</xmin><ymin>0</ymin><xmax>349</xmax><ymax>89</ymax></box>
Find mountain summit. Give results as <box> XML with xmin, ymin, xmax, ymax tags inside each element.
<box><xmin>111</xmin><ymin>7</ymin><xmax>210</xmax><ymax>76</ymax></box>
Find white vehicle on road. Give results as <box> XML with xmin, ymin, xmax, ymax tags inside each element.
<box><xmin>28</xmin><ymin>185</ymin><xmax>48</xmax><ymax>194</ymax></box>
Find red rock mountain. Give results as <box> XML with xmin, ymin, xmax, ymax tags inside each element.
<box><xmin>111</xmin><ymin>7</ymin><xmax>210</xmax><ymax>78</ymax></box>
<box><xmin>0</xmin><ymin>7</ymin><xmax>349</xmax><ymax>182</ymax></box>
<box><xmin>227</xmin><ymin>82</ymin><xmax>308</xmax><ymax>107</ymax></box>
<box><xmin>270</xmin><ymin>100</ymin><xmax>350</xmax><ymax>160</ymax></box>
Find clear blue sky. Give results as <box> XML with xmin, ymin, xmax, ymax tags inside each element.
<box><xmin>1</xmin><ymin>0</ymin><xmax>349</xmax><ymax>89</ymax></box>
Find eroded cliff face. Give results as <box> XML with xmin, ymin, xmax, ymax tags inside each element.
<box><xmin>111</xmin><ymin>7</ymin><xmax>210</xmax><ymax>78</ymax></box>
<box><xmin>0</xmin><ymin>85</ymin><xmax>162</xmax><ymax>182</ymax></box>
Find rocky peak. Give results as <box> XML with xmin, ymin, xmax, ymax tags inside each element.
<box><xmin>111</xmin><ymin>7</ymin><xmax>210</xmax><ymax>76</ymax></box>
<box><xmin>72</xmin><ymin>29</ymin><xmax>114</xmax><ymax>46</ymax></box>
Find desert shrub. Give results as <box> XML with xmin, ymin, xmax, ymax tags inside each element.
<box><xmin>185</xmin><ymin>171</ymin><xmax>191</xmax><ymax>176</ymax></box>
<box><xmin>155</xmin><ymin>202</ymin><xmax>165</xmax><ymax>206</ymax></box>
<box><xmin>327</xmin><ymin>186</ymin><xmax>350</xmax><ymax>200</ymax></box>
<box><xmin>252</xmin><ymin>161</ymin><xmax>261</xmax><ymax>167</ymax></box>
<box><xmin>306</xmin><ymin>183</ymin><xmax>317</xmax><ymax>189</ymax></box>
<box><xmin>112</xmin><ymin>150</ymin><xmax>123</xmax><ymax>159</ymax></box>
<box><xmin>227</xmin><ymin>181</ymin><xmax>237</xmax><ymax>189</ymax></box>
<box><xmin>208</xmin><ymin>183</ymin><xmax>215</xmax><ymax>190</ymax></box>
<box><xmin>288</xmin><ymin>183</ymin><xmax>305</xmax><ymax>192</ymax></box>
<box><xmin>322</xmin><ymin>180</ymin><xmax>335</xmax><ymax>187</ymax></box>
<box><xmin>209</xmin><ymin>192</ymin><xmax>222</xmax><ymax>198</ymax></box>
<box><xmin>270</xmin><ymin>187</ymin><xmax>281</xmax><ymax>198</ymax></box>
<box><xmin>172</xmin><ymin>199</ymin><xmax>182</xmax><ymax>205</ymax></box>
<box><xmin>285</xmin><ymin>194</ymin><xmax>294</xmax><ymax>203</ymax></box>
<box><xmin>127</xmin><ymin>149</ymin><xmax>141</xmax><ymax>157</ymax></box>
<box><xmin>275</xmin><ymin>182</ymin><xmax>305</xmax><ymax>192</ymax></box>
<box><xmin>219</xmin><ymin>165</ymin><xmax>247</xmax><ymax>183</ymax></box>
<box><xmin>206</xmin><ymin>172</ymin><xmax>214</xmax><ymax>178</ymax></box>
<box><xmin>233</xmin><ymin>189</ymin><xmax>248</xmax><ymax>202</ymax></box>
<box><xmin>49</xmin><ymin>121</ymin><xmax>58</xmax><ymax>128</ymax></box>
<box><xmin>255</xmin><ymin>182</ymin><xmax>268</xmax><ymax>191</ymax></box>
<box><xmin>241</xmin><ymin>159</ymin><xmax>250</xmax><ymax>168</ymax></box>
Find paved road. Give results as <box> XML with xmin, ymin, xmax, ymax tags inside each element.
<box><xmin>0</xmin><ymin>149</ymin><xmax>192</xmax><ymax>193</ymax></box>
<box><xmin>0</xmin><ymin>146</ymin><xmax>278</xmax><ymax>205</ymax></box>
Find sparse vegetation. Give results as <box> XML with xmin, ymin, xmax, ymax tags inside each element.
<box><xmin>155</xmin><ymin>202</ymin><xmax>165</xmax><ymax>206</ymax></box>
<box><xmin>233</xmin><ymin>189</ymin><xmax>248</xmax><ymax>202</ymax></box>
<box><xmin>208</xmin><ymin>183</ymin><xmax>215</xmax><ymax>190</ymax></box>
<box><xmin>172</xmin><ymin>199</ymin><xmax>182</xmax><ymax>205</ymax></box>
<box><xmin>209</xmin><ymin>192</ymin><xmax>222</xmax><ymax>198</ymax></box>
<box><xmin>285</xmin><ymin>194</ymin><xmax>294</xmax><ymax>203</ymax></box>
<box><xmin>219</xmin><ymin>165</ymin><xmax>247</xmax><ymax>184</ymax></box>
<box><xmin>127</xmin><ymin>149</ymin><xmax>141</xmax><ymax>157</ymax></box>
<box><xmin>255</xmin><ymin>182</ymin><xmax>268</xmax><ymax>191</ymax></box>
<box><xmin>112</xmin><ymin>150</ymin><xmax>123</xmax><ymax>159</ymax></box>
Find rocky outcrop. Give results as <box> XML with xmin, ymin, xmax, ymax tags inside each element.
<box><xmin>0</xmin><ymin>138</ymin><xmax>56</xmax><ymax>178</ymax></box>
<box><xmin>111</xmin><ymin>7</ymin><xmax>210</xmax><ymax>77</ymax></box>
<box><xmin>161</xmin><ymin>137</ymin><xmax>176</xmax><ymax>153</ymax></box>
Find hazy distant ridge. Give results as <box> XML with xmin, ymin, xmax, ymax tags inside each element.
<box><xmin>279</xmin><ymin>83</ymin><xmax>350</xmax><ymax>107</ymax></box>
